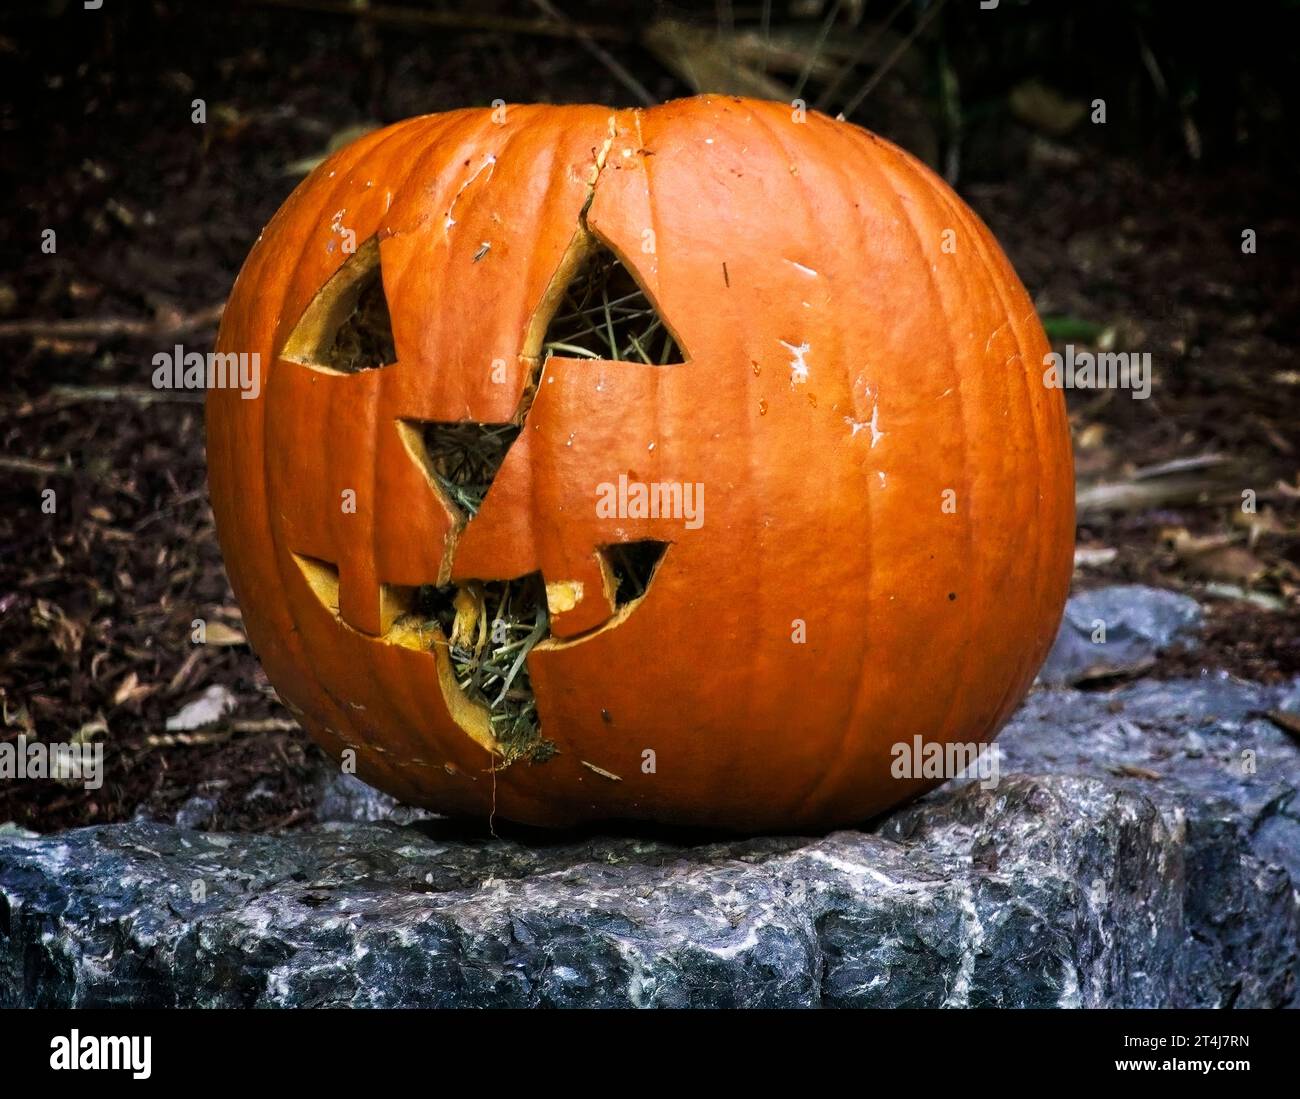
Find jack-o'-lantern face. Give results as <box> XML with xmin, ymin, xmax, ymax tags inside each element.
<box><xmin>207</xmin><ymin>97</ymin><xmax>1074</xmax><ymax>832</ymax></box>
<box><xmin>272</xmin><ymin>225</ymin><xmax>683</xmax><ymax>766</ymax></box>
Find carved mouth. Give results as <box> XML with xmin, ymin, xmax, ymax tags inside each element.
<box><xmin>398</xmin><ymin>538</ymin><xmax>670</xmax><ymax>764</ymax></box>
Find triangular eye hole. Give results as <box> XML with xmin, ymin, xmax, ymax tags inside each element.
<box><xmin>282</xmin><ymin>236</ymin><xmax>397</xmax><ymax>373</ymax></box>
<box><xmin>542</xmin><ymin>242</ymin><xmax>685</xmax><ymax>365</ymax></box>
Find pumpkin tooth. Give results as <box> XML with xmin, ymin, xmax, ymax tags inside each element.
<box><xmin>449</xmin><ymin>584</ymin><xmax>482</xmax><ymax>650</ymax></box>
<box><xmin>545</xmin><ymin>580</ymin><xmax>584</xmax><ymax>615</ymax></box>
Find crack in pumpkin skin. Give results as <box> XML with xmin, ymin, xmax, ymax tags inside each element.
<box><xmin>209</xmin><ymin>98</ymin><xmax>1074</xmax><ymax>831</ymax></box>
<box><xmin>400</xmin><ymin>119</ymin><xmax>684</xmax><ymax>764</ymax></box>
<box><xmin>414</xmin><ymin>122</ymin><xmax>627</xmax><ymax>763</ymax></box>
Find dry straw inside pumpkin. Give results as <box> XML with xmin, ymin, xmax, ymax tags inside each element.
<box><xmin>541</xmin><ymin>245</ymin><xmax>684</xmax><ymax>364</ymax></box>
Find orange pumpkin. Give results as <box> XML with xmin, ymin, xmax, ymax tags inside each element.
<box><xmin>207</xmin><ymin>95</ymin><xmax>1074</xmax><ymax>832</ymax></box>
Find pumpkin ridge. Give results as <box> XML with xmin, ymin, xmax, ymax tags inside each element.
<box><xmin>848</xmin><ymin>124</ymin><xmax>980</xmax><ymax>764</ymax></box>
<box><xmin>800</xmin><ymin>110</ymin><xmax>893</xmax><ymax>817</ymax></box>
<box><xmin>298</xmin><ymin>118</ymin><xmax>439</xmax><ymax>641</ymax></box>
<box><xmin>869</xmin><ymin>134</ymin><xmax>1033</xmax><ymax>727</ymax></box>
<box><xmin>730</xmin><ymin>101</ymin><xmax>869</xmax><ymax>819</ymax></box>
<box><xmin>899</xmin><ymin>146</ymin><xmax>1052</xmax><ymax>730</ymax></box>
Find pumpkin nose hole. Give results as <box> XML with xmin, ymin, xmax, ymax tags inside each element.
<box><xmin>419</xmin><ymin>420</ymin><xmax>520</xmax><ymax>519</ymax></box>
<box><xmin>281</xmin><ymin>236</ymin><xmax>397</xmax><ymax>373</ymax></box>
<box><xmin>541</xmin><ymin>241</ymin><xmax>685</xmax><ymax>365</ymax></box>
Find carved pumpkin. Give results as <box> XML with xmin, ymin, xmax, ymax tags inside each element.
<box><xmin>207</xmin><ymin>96</ymin><xmax>1073</xmax><ymax>831</ymax></box>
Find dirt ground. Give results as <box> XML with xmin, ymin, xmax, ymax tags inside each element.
<box><xmin>1</xmin><ymin>2</ymin><xmax>1297</xmax><ymax>833</ymax></box>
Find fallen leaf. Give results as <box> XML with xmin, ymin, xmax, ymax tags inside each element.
<box><xmin>203</xmin><ymin>621</ymin><xmax>247</xmax><ymax>646</ymax></box>
<box><xmin>1232</xmin><ymin>506</ymin><xmax>1291</xmax><ymax>547</ymax></box>
<box><xmin>1074</xmin><ymin>545</ymin><xmax>1118</xmax><ymax>569</ymax></box>
<box><xmin>1009</xmin><ymin>80</ymin><xmax>1087</xmax><ymax>135</ymax></box>
<box><xmin>112</xmin><ymin>671</ymin><xmax>155</xmax><ymax>706</ymax></box>
<box><xmin>1077</xmin><ymin>423</ymin><xmax>1107</xmax><ymax>449</ymax></box>
<box><xmin>1163</xmin><ymin>527</ymin><xmax>1235</xmax><ymax>556</ymax></box>
<box><xmin>1172</xmin><ymin>534</ymin><xmax>1269</xmax><ymax>586</ymax></box>
<box><xmin>283</xmin><ymin>123</ymin><xmax>381</xmax><ymax>176</ymax></box>
<box><xmin>165</xmin><ymin>684</ymin><xmax>236</xmax><ymax>732</ymax></box>
<box><xmin>71</xmin><ymin>716</ymin><xmax>108</xmax><ymax>745</ymax></box>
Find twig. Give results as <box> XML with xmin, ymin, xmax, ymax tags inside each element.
<box><xmin>142</xmin><ymin>716</ymin><xmax>299</xmax><ymax>749</ymax></box>
<box><xmin>813</xmin><ymin>0</ymin><xmax>911</xmax><ymax>112</ymax></box>
<box><xmin>229</xmin><ymin>718</ymin><xmax>301</xmax><ymax>734</ymax></box>
<box><xmin>0</xmin><ymin>302</ymin><xmax>224</xmax><ymax>343</ymax></box>
<box><xmin>840</xmin><ymin>0</ymin><xmax>948</xmax><ymax>120</ymax></box>
<box><xmin>1131</xmin><ymin>453</ymin><xmax>1232</xmax><ymax>481</ymax></box>
<box><xmin>528</xmin><ymin>0</ymin><xmax>655</xmax><ymax>106</ymax></box>
<box><xmin>1075</xmin><ymin>477</ymin><xmax>1240</xmax><ymax>516</ymax></box>
<box><xmin>792</xmin><ymin>0</ymin><xmax>843</xmax><ymax>101</ymax></box>
<box><xmin>0</xmin><ymin>455</ymin><xmax>65</xmax><ymax>476</ymax></box>
<box><xmin>45</xmin><ymin>385</ymin><xmax>205</xmax><ymax>406</ymax></box>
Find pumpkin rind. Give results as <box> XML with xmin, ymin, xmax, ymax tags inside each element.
<box><xmin>207</xmin><ymin>96</ymin><xmax>1074</xmax><ymax>831</ymax></box>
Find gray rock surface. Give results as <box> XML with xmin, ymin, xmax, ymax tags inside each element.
<box><xmin>1</xmin><ymin>675</ymin><xmax>1297</xmax><ymax>1008</ymax></box>
<box><xmin>1039</xmin><ymin>584</ymin><xmax>1202</xmax><ymax>685</ymax></box>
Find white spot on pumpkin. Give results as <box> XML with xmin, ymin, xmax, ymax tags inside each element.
<box><xmin>845</xmin><ymin>386</ymin><xmax>884</xmax><ymax>447</ymax></box>
<box><xmin>785</xmin><ymin>259</ymin><xmax>818</xmax><ymax>278</ymax></box>
<box><xmin>779</xmin><ymin>339</ymin><xmax>810</xmax><ymax>386</ymax></box>
<box><xmin>866</xmin><ymin>401</ymin><xmax>884</xmax><ymax>447</ymax></box>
